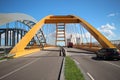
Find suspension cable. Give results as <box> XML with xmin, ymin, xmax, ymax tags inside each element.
<box><xmin>81</xmin><ymin>25</ymin><xmax>89</xmax><ymax>45</ymax></box>
<box><xmin>79</xmin><ymin>24</ymin><xmax>83</xmax><ymax>46</ymax></box>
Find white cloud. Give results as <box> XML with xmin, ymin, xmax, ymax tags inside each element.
<box><xmin>99</xmin><ymin>23</ymin><xmax>115</xmax><ymax>29</ymax></box>
<box><xmin>108</xmin><ymin>13</ymin><xmax>115</xmax><ymax>17</ymax></box>
<box><xmin>98</xmin><ymin>23</ymin><xmax>116</xmax><ymax>39</ymax></box>
<box><xmin>46</xmin><ymin>31</ymin><xmax>56</xmax><ymax>38</ymax></box>
<box><xmin>107</xmin><ymin>13</ymin><xmax>118</xmax><ymax>17</ymax></box>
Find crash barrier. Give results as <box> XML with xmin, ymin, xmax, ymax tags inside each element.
<box><xmin>60</xmin><ymin>47</ymin><xmax>66</xmax><ymax>57</ymax></box>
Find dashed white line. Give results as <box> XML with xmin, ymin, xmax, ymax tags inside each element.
<box><xmin>0</xmin><ymin>58</ymin><xmax>40</xmax><ymax>79</ymax></box>
<box><xmin>87</xmin><ymin>72</ymin><xmax>95</xmax><ymax>80</ymax></box>
<box><xmin>104</xmin><ymin>61</ymin><xmax>120</xmax><ymax>69</ymax></box>
<box><xmin>73</xmin><ymin>59</ymin><xmax>95</xmax><ymax>80</ymax></box>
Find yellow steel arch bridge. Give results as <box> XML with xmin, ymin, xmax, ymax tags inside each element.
<box><xmin>0</xmin><ymin>13</ymin><xmax>115</xmax><ymax>57</ymax></box>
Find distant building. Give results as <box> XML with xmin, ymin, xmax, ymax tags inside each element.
<box><xmin>67</xmin><ymin>34</ymin><xmax>75</xmax><ymax>44</ymax></box>
<box><xmin>67</xmin><ymin>38</ymin><xmax>71</xmax><ymax>43</ymax></box>
<box><xmin>76</xmin><ymin>37</ymin><xmax>81</xmax><ymax>45</ymax></box>
<box><xmin>67</xmin><ymin>34</ymin><xmax>82</xmax><ymax>45</ymax></box>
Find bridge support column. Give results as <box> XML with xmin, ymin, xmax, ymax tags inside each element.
<box><xmin>9</xmin><ymin>30</ymin><xmax>12</xmax><ymax>46</ymax></box>
<box><xmin>24</xmin><ymin>31</ymin><xmax>26</xmax><ymax>35</ymax></box>
<box><xmin>20</xmin><ymin>30</ymin><xmax>23</xmax><ymax>39</ymax></box>
<box><xmin>5</xmin><ymin>29</ymin><xmax>8</xmax><ymax>46</ymax></box>
<box><xmin>12</xmin><ymin>30</ymin><xmax>15</xmax><ymax>46</ymax></box>
<box><xmin>17</xmin><ymin>29</ymin><xmax>19</xmax><ymax>43</ymax></box>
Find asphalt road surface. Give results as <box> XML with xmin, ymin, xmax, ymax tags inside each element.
<box><xmin>67</xmin><ymin>48</ymin><xmax>120</xmax><ymax>80</ymax></box>
<box><xmin>0</xmin><ymin>47</ymin><xmax>63</xmax><ymax>80</ymax></box>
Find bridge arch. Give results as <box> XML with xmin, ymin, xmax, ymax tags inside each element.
<box><xmin>9</xmin><ymin>15</ymin><xmax>115</xmax><ymax>55</ymax></box>
<box><xmin>0</xmin><ymin>13</ymin><xmax>46</xmax><ymax>56</ymax></box>
<box><xmin>0</xmin><ymin>13</ymin><xmax>37</xmax><ymax>26</ymax></box>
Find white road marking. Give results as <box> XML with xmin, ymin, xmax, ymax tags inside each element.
<box><xmin>87</xmin><ymin>72</ymin><xmax>95</xmax><ymax>80</ymax></box>
<box><xmin>104</xmin><ymin>61</ymin><xmax>120</xmax><ymax>69</ymax></box>
<box><xmin>73</xmin><ymin>59</ymin><xmax>79</xmax><ymax>64</ymax></box>
<box><xmin>0</xmin><ymin>58</ymin><xmax>40</xmax><ymax>79</ymax></box>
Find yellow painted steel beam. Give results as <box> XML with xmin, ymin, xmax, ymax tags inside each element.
<box><xmin>9</xmin><ymin>15</ymin><xmax>115</xmax><ymax>56</ymax></box>
<box><xmin>45</xmin><ymin>18</ymin><xmax>79</xmax><ymax>23</ymax></box>
<box><xmin>9</xmin><ymin>15</ymin><xmax>52</xmax><ymax>55</ymax></box>
<box><xmin>50</xmin><ymin>15</ymin><xmax>74</xmax><ymax>18</ymax></box>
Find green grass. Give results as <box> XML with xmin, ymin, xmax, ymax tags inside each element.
<box><xmin>0</xmin><ymin>57</ymin><xmax>6</xmax><ymax>60</ymax></box>
<box><xmin>65</xmin><ymin>56</ymin><xmax>85</xmax><ymax>80</ymax></box>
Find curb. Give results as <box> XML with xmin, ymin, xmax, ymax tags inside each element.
<box><xmin>0</xmin><ymin>59</ymin><xmax>7</xmax><ymax>63</ymax></box>
<box><xmin>60</xmin><ymin>57</ymin><xmax>65</xmax><ymax>80</ymax></box>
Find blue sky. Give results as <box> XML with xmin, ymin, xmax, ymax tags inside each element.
<box><xmin>0</xmin><ymin>0</ymin><xmax>120</xmax><ymax>40</ymax></box>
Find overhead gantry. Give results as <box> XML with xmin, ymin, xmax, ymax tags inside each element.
<box><xmin>9</xmin><ymin>15</ymin><xmax>115</xmax><ymax>56</ymax></box>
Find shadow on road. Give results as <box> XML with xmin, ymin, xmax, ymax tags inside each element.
<box><xmin>67</xmin><ymin>50</ymin><xmax>94</xmax><ymax>54</ymax></box>
<box><xmin>43</xmin><ymin>49</ymin><xmax>60</xmax><ymax>52</ymax></box>
<box><xmin>91</xmin><ymin>56</ymin><xmax>119</xmax><ymax>61</ymax></box>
